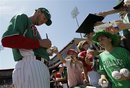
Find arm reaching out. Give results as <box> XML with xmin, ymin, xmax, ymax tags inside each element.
<box><xmin>57</xmin><ymin>53</ymin><xmax>66</xmax><ymax>63</ymax></box>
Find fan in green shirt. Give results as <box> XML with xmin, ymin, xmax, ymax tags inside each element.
<box><xmin>93</xmin><ymin>31</ymin><xmax>130</xmax><ymax>88</ymax></box>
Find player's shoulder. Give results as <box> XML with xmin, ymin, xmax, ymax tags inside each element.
<box><xmin>14</xmin><ymin>13</ymin><xmax>28</xmax><ymax>20</ymax></box>
<box><xmin>19</xmin><ymin>13</ymin><xmax>28</xmax><ymax>18</ymax></box>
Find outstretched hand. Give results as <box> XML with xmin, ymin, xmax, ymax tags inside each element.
<box><xmin>57</xmin><ymin>53</ymin><xmax>62</xmax><ymax>59</ymax></box>
<box><xmin>56</xmin><ymin>53</ymin><xmax>66</xmax><ymax>63</ymax></box>
<box><xmin>96</xmin><ymin>11</ymin><xmax>108</xmax><ymax>17</ymax></box>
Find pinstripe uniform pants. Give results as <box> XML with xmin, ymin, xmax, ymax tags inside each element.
<box><xmin>12</xmin><ymin>55</ymin><xmax>50</xmax><ymax>88</ymax></box>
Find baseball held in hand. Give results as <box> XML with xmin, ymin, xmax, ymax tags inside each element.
<box><xmin>112</xmin><ymin>71</ymin><xmax>121</xmax><ymax>80</ymax></box>
<box><xmin>120</xmin><ymin>68</ymin><xmax>130</xmax><ymax>77</ymax></box>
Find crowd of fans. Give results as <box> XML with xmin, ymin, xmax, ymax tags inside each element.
<box><xmin>49</xmin><ymin>0</ymin><xmax>130</xmax><ymax>88</ymax></box>
<box><xmin>0</xmin><ymin>79</ymin><xmax>12</xmax><ymax>88</ymax></box>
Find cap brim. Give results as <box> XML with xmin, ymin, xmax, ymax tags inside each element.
<box><xmin>76</xmin><ymin>13</ymin><xmax>104</xmax><ymax>34</ymax></box>
<box><xmin>46</xmin><ymin>19</ymin><xmax>52</xmax><ymax>26</ymax></box>
<box><xmin>113</xmin><ymin>0</ymin><xmax>124</xmax><ymax>9</ymax></box>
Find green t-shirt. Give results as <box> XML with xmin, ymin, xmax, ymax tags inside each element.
<box><xmin>2</xmin><ymin>14</ymin><xmax>50</xmax><ymax>61</ymax></box>
<box><xmin>99</xmin><ymin>47</ymin><xmax>130</xmax><ymax>88</ymax></box>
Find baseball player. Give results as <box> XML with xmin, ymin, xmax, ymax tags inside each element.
<box><xmin>1</xmin><ymin>7</ymin><xmax>52</xmax><ymax>88</ymax></box>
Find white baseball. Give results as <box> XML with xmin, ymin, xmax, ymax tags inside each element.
<box><xmin>120</xmin><ymin>68</ymin><xmax>130</xmax><ymax>77</ymax></box>
<box><xmin>112</xmin><ymin>71</ymin><xmax>121</xmax><ymax>79</ymax></box>
<box><xmin>101</xmin><ymin>80</ymin><xmax>108</xmax><ymax>88</ymax></box>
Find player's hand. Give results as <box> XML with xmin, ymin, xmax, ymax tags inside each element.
<box><xmin>39</xmin><ymin>39</ymin><xmax>52</xmax><ymax>48</ymax></box>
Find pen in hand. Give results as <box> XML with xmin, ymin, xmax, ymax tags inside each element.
<box><xmin>46</xmin><ymin>33</ymin><xmax>48</xmax><ymax>39</ymax></box>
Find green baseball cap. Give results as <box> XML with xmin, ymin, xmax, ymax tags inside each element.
<box><xmin>113</xmin><ymin>0</ymin><xmax>124</xmax><ymax>9</ymax></box>
<box><xmin>37</xmin><ymin>8</ymin><xmax>52</xmax><ymax>26</ymax></box>
<box><xmin>92</xmin><ymin>30</ymin><xmax>120</xmax><ymax>46</ymax></box>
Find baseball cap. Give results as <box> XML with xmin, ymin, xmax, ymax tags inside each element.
<box><xmin>37</xmin><ymin>8</ymin><xmax>52</xmax><ymax>26</ymax></box>
<box><xmin>66</xmin><ymin>49</ymin><xmax>78</xmax><ymax>55</ymax></box>
<box><xmin>76</xmin><ymin>13</ymin><xmax>104</xmax><ymax>34</ymax></box>
<box><xmin>77</xmin><ymin>40</ymin><xmax>89</xmax><ymax>51</ymax></box>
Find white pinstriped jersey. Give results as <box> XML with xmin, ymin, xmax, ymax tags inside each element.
<box><xmin>12</xmin><ymin>49</ymin><xmax>50</xmax><ymax>88</ymax></box>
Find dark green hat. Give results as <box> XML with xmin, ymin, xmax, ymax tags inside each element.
<box><xmin>113</xmin><ymin>0</ymin><xmax>124</xmax><ymax>9</ymax></box>
<box><xmin>37</xmin><ymin>8</ymin><xmax>52</xmax><ymax>26</ymax></box>
<box><xmin>92</xmin><ymin>30</ymin><xmax>120</xmax><ymax>46</ymax></box>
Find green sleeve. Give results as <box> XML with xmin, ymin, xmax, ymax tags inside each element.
<box><xmin>2</xmin><ymin>14</ymin><xmax>29</xmax><ymax>38</ymax></box>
